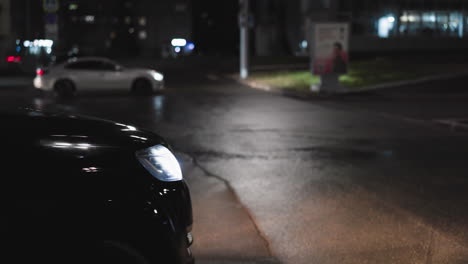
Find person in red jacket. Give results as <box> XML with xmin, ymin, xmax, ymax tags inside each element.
<box><xmin>329</xmin><ymin>42</ymin><xmax>348</xmax><ymax>74</ymax></box>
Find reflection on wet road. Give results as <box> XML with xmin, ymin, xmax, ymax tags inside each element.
<box><xmin>2</xmin><ymin>74</ymin><xmax>468</xmax><ymax>263</ymax></box>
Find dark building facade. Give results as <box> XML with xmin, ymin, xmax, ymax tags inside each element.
<box><xmin>58</xmin><ymin>0</ymin><xmax>192</xmax><ymax>57</ymax></box>
<box><xmin>0</xmin><ymin>0</ymin><xmax>193</xmax><ymax>73</ymax></box>
<box><xmin>2</xmin><ymin>0</ymin><xmax>192</xmax><ymax>59</ymax></box>
<box><xmin>0</xmin><ymin>0</ymin><xmax>45</xmax><ymax>70</ymax></box>
<box><xmin>192</xmin><ymin>0</ymin><xmax>239</xmax><ymax>55</ymax></box>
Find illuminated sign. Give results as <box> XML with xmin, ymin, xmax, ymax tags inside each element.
<box><xmin>171</xmin><ymin>38</ymin><xmax>187</xmax><ymax>47</ymax></box>
<box><xmin>312</xmin><ymin>23</ymin><xmax>350</xmax><ymax>75</ymax></box>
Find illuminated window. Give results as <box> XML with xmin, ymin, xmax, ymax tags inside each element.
<box><xmin>378</xmin><ymin>15</ymin><xmax>395</xmax><ymax>38</ymax></box>
<box><xmin>448</xmin><ymin>12</ymin><xmax>462</xmax><ymax>37</ymax></box>
<box><xmin>139</xmin><ymin>30</ymin><xmax>147</xmax><ymax>40</ymax></box>
<box><xmin>396</xmin><ymin>10</ymin><xmax>463</xmax><ymax>37</ymax></box>
<box><xmin>400</xmin><ymin>12</ymin><xmax>421</xmax><ymax>35</ymax></box>
<box><xmin>422</xmin><ymin>12</ymin><xmax>436</xmax><ymax>23</ymax></box>
<box><xmin>436</xmin><ymin>12</ymin><xmax>449</xmax><ymax>33</ymax></box>
<box><xmin>84</xmin><ymin>15</ymin><xmax>95</xmax><ymax>23</ymax></box>
<box><xmin>139</xmin><ymin>17</ymin><xmax>146</xmax><ymax>26</ymax></box>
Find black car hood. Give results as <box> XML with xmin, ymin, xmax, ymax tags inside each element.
<box><xmin>0</xmin><ymin>109</ymin><xmax>165</xmax><ymax>151</ymax></box>
<box><xmin>0</xmin><ymin>109</ymin><xmax>168</xmax><ymax>197</ymax></box>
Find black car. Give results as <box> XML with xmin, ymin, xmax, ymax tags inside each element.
<box><xmin>0</xmin><ymin>110</ymin><xmax>194</xmax><ymax>264</ymax></box>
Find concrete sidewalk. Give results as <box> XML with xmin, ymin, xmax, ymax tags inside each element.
<box><xmin>177</xmin><ymin>153</ymin><xmax>280</xmax><ymax>264</ymax></box>
<box><xmin>235</xmin><ymin>69</ymin><xmax>468</xmax><ymax>99</ymax></box>
<box><xmin>340</xmin><ymin>69</ymin><xmax>468</xmax><ymax>94</ymax></box>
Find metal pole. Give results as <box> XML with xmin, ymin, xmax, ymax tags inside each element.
<box><xmin>239</xmin><ymin>0</ymin><xmax>249</xmax><ymax>79</ymax></box>
<box><xmin>457</xmin><ymin>0</ymin><xmax>465</xmax><ymax>38</ymax></box>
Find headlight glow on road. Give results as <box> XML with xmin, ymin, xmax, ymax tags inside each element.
<box><xmin>136</xmin><ymin>145</ymin><xmax>182</xmax><ymax>182</ymax></box>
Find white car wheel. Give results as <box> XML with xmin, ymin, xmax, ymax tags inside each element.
<box><xmin>54</xmin><ymin>79</ymin><xmax>76</xmax><ymax>98</ymax></box>
<box><xmin>132</xmin><ymin>78</ymin><xmax>153</xmax><ymax>95</ymax></box>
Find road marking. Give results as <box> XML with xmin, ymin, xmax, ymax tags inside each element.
<box><xmin>433</xmin><ymin>118</ymin><xmax>468</xmax><ymax>130</ymax></box>
<box><xmin>320</xmin><ymin>102</ymin><xmax>468</xmax><ymax>134</ymax></box>
<box><xmin>374</xmin><ymin>114</ymin><xmax>468</xmax><ymax>133</ymax></box>
<box><xmin>320</xmin><ymin>99</ymin><xmax>468</xmax><ymax>133</ymax></box>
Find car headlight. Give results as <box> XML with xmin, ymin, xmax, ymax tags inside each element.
<box><xmin>151</xmin><ymin>71</ymin><xmax>164</xmax><ymax>82</ymax></box>
<box><xmin>136</xmin><ymin>145</ymin><xmax>182</xmax><ymax>182</ymax></box>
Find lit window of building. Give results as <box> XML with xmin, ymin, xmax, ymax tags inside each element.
<box><xmin>396</xmin><ymin>11</ymin><xmax>463</xmax><ymax>38</ymax></box>
<box><xmin>68</xmin><ymin>4</ymin><xmax>78</xmax><ymax>10</ymax></box>
<box><xmin>84</xmin><ymin>15</ymin><xmax>95</xmax><ymax>23</ymax></box>
<box><xmin>139</xmin><ymin>17</ymin><xmax>147</xmax><ymax>26</ymax></box>
<box><xmin>378</xmin><ymin>15</ymin><xmax>396</xmax><ymax>38</ymax></box>
<box><xmin>139</xmin><ymin>30</ymin><xmax>147</xmax><ymax>40</ymax></box>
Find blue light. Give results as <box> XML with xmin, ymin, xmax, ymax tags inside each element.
<box><xmin>175</xmin><ymin>47</ymin><xmax>181</xmax><ymax>53</ymax></box>
<box><xmin>187</xmin><ymin>42</ymin><xmax>195</xmax><ymax>51</ymax></box>
<box><xmin>16</xmin><ymin>46</ymin><xmax>21</xmax><ymax>52</ymax></box>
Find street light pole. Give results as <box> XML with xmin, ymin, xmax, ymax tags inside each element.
<box><xmin>239</xmin><ymin>0</ymin><xmax>249</xmax><ymax>79</ymax></box>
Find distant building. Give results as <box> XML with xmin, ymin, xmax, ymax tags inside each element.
<box><xmin>0</xmin><ymin>0</ymin><xmax>193</xmax><ymax>72</ymax></box>
<box><xmin>0</xmin><ymin>0</ymin><xmax>44</xmax><ymax>70</ymax></box>
<box><xmin>0</xmin><ymin>0</ymin><xmax>10</xmax><ymax>37</ymax></box>
<box><xmin>253</xmin><ymin>0</ymin><xmax>468</xmax><ymax>56</ymax></box>
<box><xmin>0</xmin><ymin>0</ymin><xmax>12</xmax><ymax>63</ymax></box>
<box><xmin>192</xmin><ymin>0</ymin><xmax>239</xmax><ymax>55</ymax></box>
<box><xmin>1</xmin><ymin>0</ymin><xmax>191</xmax><ymax>60</ymax></box>
<box><xmin>59</xmin><ymin>0</ymin><xmax>192</xmax><ymax>57</ymax></box>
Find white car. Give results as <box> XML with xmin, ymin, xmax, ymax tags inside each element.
<box><xmin>33</xmin><ymin>57</ymin><xmax>164</xmax><ymax>97</ymax></box>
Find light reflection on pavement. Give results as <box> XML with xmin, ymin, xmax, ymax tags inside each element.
<box><xmin>2</xmin><ymin>73</ymin><xmax>468</xmax><ymax>263</ymax></box>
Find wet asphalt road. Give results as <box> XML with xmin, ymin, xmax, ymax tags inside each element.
<box><xmin>2</xmin><ymin>69</ymin><xmax>468</xmax><ymax>263</ymax></box>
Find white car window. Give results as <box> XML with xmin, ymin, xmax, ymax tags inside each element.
<box><xmin>99</xmin><ymin>62</ymin><xmax>118</xmax><ymax>71</ymax></box>
<box><xmin>65</xmin><ymin>61</ymin><xmax>102</xmax><ymax>71</ymax></box>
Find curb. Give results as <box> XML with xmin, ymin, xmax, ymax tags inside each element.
<box><xmin>341</xmin><ymin>70</ymin><xmax>468</xmax><ymax>94</ymax></box>
<box><xmin>234</xmin><ymin>78</ymin><xmax>346</xmax><ymax>100</ymax></box>
<box><xmin>232</xmin><ymin>70</ymin><xmax>468</xmax><ymax>99</ymax></box>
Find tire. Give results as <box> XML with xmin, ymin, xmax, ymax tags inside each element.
<box><xmin>54</xmin><ymin>79</ymin><xmax>76</xmax><ymax>98</ymax></box>
<box><xmin>132</xmin><ymin>78</ymin><xmax>153</xmax><ymax>95</ymax></box>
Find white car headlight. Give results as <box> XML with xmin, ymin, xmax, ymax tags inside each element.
<box><xmin>151</xmin><ymin>71</ymin><xmax>164</xmax><ymax>82</ymax></box>
<box><xmin>136</xmin><ymin>145</ymin><xmax>182</xmax><ymax>182</ymax></box>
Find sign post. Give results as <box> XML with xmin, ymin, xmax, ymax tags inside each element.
<box><xmin>309</xmin><ymin>23</ymin><xmax>349</xmax><ymax>93</ymax></box>
<box><xmin>239</xmin><ymin>0</ymin><xmax>249</xmax><ymax>79</ymax></box>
